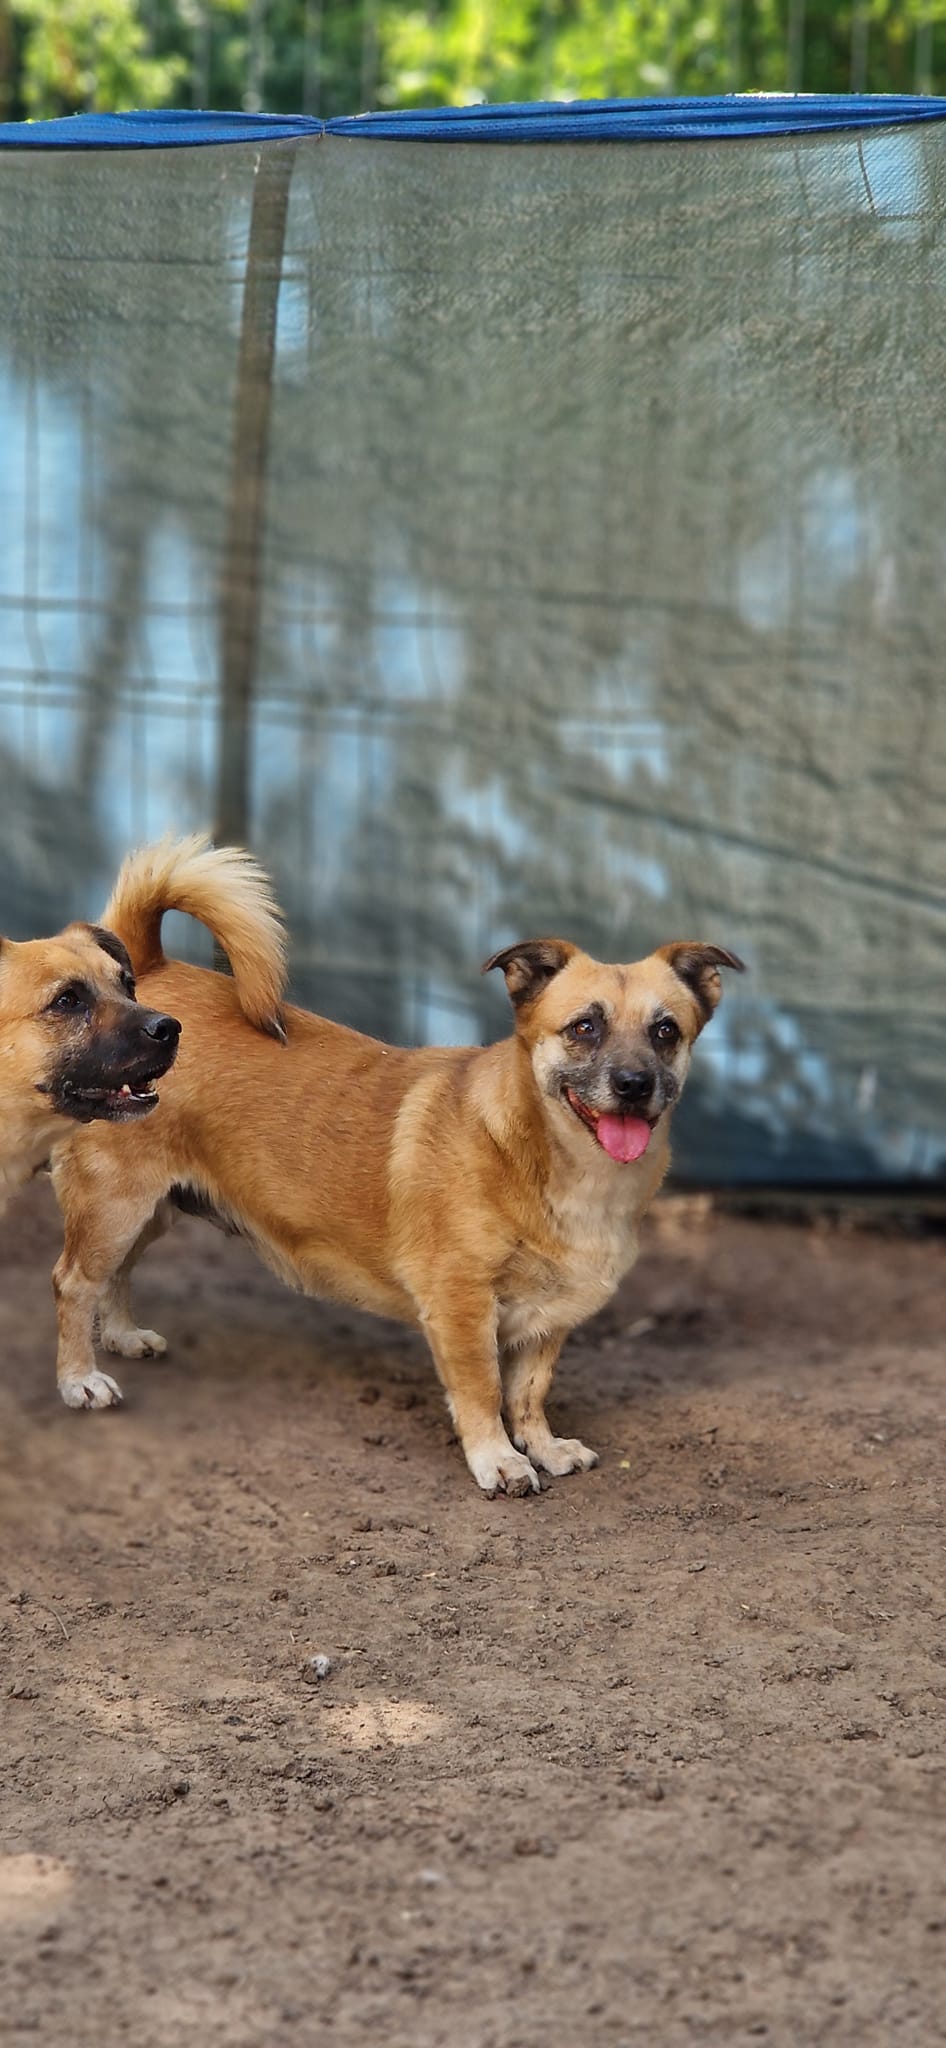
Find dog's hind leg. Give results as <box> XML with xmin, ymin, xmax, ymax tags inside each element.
<box><xmin>503</xmin><ymin>1333</ymin><xmax>599</xmax><ymax>1477</ymax></box>
<box><xmin>97</xmin><ymin>1199</ymin><xmax>177</xmax><ymax>1360</ymax></box>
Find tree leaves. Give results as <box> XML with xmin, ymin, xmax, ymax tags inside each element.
<box><xmin>3</xmin><ymin>0</ymin><xmax>945</xmax><ymax>123</ymax></box>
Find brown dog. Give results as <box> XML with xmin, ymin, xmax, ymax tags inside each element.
<box><xmin>0</xmin><ymin>918</ymin><xmax>180</xmax><ymax>1220</ymax></box>
<box><xmin>51</xmin><ymin>836</ymin><xmax>742</xmax><ymax>1487</ymax></box>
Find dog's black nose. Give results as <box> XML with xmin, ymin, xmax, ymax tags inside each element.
<box><xmin>610</xmin><ymin>1066</ymin><xmax>653</xmax><ymax>1107</ymax></box>
<box><xmin>143</xmin><ymin>1013</ymin><xmax>181</xmax><ymax>1046</ymax></box>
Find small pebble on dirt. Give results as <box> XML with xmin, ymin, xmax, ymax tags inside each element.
<box><xmin>302</xmin><ymin>1654</ymin><xmax>333</xmax><ymax>1683</ymax></box>
<box><xmin>627</xmin><ymin>1316</ymin><xmax>657</xmax><ymax>1339</ymax></box>
<box><xmin>513</xmin><ymin>1836</ymin><xmax>558</xmax><ymax>1858</ymax></box>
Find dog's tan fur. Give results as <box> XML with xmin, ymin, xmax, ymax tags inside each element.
<box><xmin>51</xmin><ymin>838</ymin><xmax>742</xmax><ymax>1487</ymax></box>
<box><xmin>0</xmin><ymin>922</ymin><xmax>178</xmax><ymax>1220</ymax></box>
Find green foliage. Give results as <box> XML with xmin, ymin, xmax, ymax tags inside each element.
<box><xmin>10</xmin><ymin>0</ymin><xmax>187</xmax><ymax>115</ymax></box>
<box><xmin>380</xmin><ymin>0</ymin><xmax>946</xmax><ymax>107</ymax></box>
<box><xmin>2</xmin><ymin>0</ymin><xmax>946</xmax><ymax>124</ymax></box>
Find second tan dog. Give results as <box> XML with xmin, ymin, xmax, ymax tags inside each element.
<box><xmin>0</xmin><ymin>917</ymin><xmax>180</xmax><ymax>1221</ymax></box>
<box><xmin>51</xmin><ymin>835</ymin><xmax>742</xmax><ymax>1490</ymax></box>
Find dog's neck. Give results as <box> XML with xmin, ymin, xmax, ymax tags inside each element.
<box><xmin>543</xmin><ymin>1099</ymin><xmax>671</xmax><ymax>1228</ymax></box>
<box><xmin>473</xmin><ymin>1035</ymin><xmax>552</xmax><ymax>1166</ymax></box>
<box><xmin>0</xmin><ymin>1098</ymin><xmax>60</xmax><ymax>1216</ymax></box>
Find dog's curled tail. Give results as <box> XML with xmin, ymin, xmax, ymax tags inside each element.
<box><xmin>102</xmin><ymin>833</ymin><xmax>288</xmax><ymax>1040</ymax></box>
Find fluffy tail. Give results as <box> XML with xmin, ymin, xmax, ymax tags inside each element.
<box><xmin>102</xmin><ymin>832</ymin><xmax>288</xmax><ymax>1039</ymax></box>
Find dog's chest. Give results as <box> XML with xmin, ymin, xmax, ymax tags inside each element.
<box><xmin>497</xmin><ymin>1177</ymin><xmax>640</xmax><ymax>1350</ymax></box>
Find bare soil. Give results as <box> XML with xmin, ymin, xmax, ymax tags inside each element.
<box><xmin>1</xmin><ymin>1180</ymin><xmax>944</xmax><ymax>2047</ymax></box>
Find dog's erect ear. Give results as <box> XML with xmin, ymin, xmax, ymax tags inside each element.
<box><xmin>85</xmin><ymin>924</ymin><xmax>136</xmax><ymax>990</ymax></box>
<box><xmin>657</xmin><ymin>942</ymin><xmax>745</xmax><ymax>1025</ymax></box>
<box><xmin>481</xmin><ymin>938</ymin><xmax>577</xmax><ymax>1009</ymax></box>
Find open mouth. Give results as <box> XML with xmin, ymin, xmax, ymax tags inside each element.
<box><xmin>565</xmin><ymin>1087</ymin><xmax>656</xmax><ymax>1165</ymax></box>
<box><xmin>56</xmin><ymin>1075</ymin><xmax>163</xmax><ymax>1124</ymax></box>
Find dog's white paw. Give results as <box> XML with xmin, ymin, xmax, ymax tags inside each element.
<box><xmin>543</xmin><ymin>1437</ymin><xmax>599</xmax><ymax>1477</ymax></box>
<box><xmin>467</xmin><ymin>1442</ymin><xmax>540</xmax><ymax>1498</ymax></box>
<box><xmin>99</xmin><ymin>1326</ymin><xmax>167</xmax><ymax>1360</ymax></box>
<box><xmin>59</xmin><ymin>1370</ymin><xmax>123</xmax><ymax>1410</ymax></box>
<box><xmin>514</xmin><ymin>1432</ymin><xmax>599</xmax><ymax>1477</ymax></box>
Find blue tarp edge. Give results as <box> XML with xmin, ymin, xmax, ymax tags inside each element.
<box><xmin>2</xmin><ymin>95</ymin><xmax>946</xmax><ymax>148</ymax></box>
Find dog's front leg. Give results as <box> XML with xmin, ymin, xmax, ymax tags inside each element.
<box><xmin>97</xmin><ymin>1201</ymin><xmax>176</xmax><ymax>1360</ymax></box>
<box><xmin>503</xmin><ymin>1334</ymin><xmax>599</xmax><ymax>1478</ymax></box>
<box><xmin>53</xmin><ymin>1202</ymin><xmax>158</xmax><ymax>1409</ymax></box>
<box><xmin>420</xmin><ymin>1294</ymin><xmax>540</xmax><ymax>1497</ymax></box>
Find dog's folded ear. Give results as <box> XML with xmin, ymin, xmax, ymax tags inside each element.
<box><xmin>657</xmin><ymin>942</ymin><xmax>745</xmax><ymax>1024</ymax></box>
<box><xmin>481</xmin><ymin>938</ymin><xmax>577</xmax><ymax>1008</ymax></box>
<box><xmin>86</xmin><ymin>924</ymin><xmax>136</xmax><ymax>980</ymax></box>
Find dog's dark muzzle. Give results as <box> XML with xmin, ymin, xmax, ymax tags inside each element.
<box><xmin>49</xmin><ymin>1009</ymin><xmax>181</xmax><ymax>1124</ymax></box>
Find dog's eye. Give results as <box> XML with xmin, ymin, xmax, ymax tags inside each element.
<box><xmin>652</xmin><ymin>1016</ymin><xmax>681</xmax><ymax>1049</ymax></box>
<box><xmin>47</xmin><ymin>983</ymin><xmax>89</xmax><ymax>1015</ymax></box>
<box><xmin>565</xmin><ymin>1013</ymin><xmax>601</xmax><ymax>1045</ymax></box>
<box><xmin>120</xmin><ymin>972</ymin><xmax>136</xmax><ymax>999</ymax></box>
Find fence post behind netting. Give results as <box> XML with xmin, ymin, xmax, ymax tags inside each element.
<box><xmin>215</xmin><ymin>139</ymin><xmax>296</xmax><ymax>849</ymax></box>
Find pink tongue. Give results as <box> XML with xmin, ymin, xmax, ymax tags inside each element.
<box><xmin>595</xmin><ymin>1115</ymin><xmax>652</xmax><ymax>1164</ymax></box>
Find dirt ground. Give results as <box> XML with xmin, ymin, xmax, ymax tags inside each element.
<box><xmin>1</xmin><ymin>1180</ymin><xmax>944</xmax><ymax>2047</ymax></box>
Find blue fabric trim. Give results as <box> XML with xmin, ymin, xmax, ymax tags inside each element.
<box><xmin>0</xmin><ymin>110</ymin><xmax>322</xmax><ymax>148</ymax></box>
<box><xmin>1</xmin><ymin>96</ymin><xmax>946</xmax><ymax>150</ymax></box>
<box><xmin>326</xmin><ymin>94</ymin><xmax>946</xmax><ymax>142</ymax></box>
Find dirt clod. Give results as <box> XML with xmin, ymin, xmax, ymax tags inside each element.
<box><xmin>301</xmin><ymin>1653</ymin><xmax>333</xmax><ymax>1683</ymax></box>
